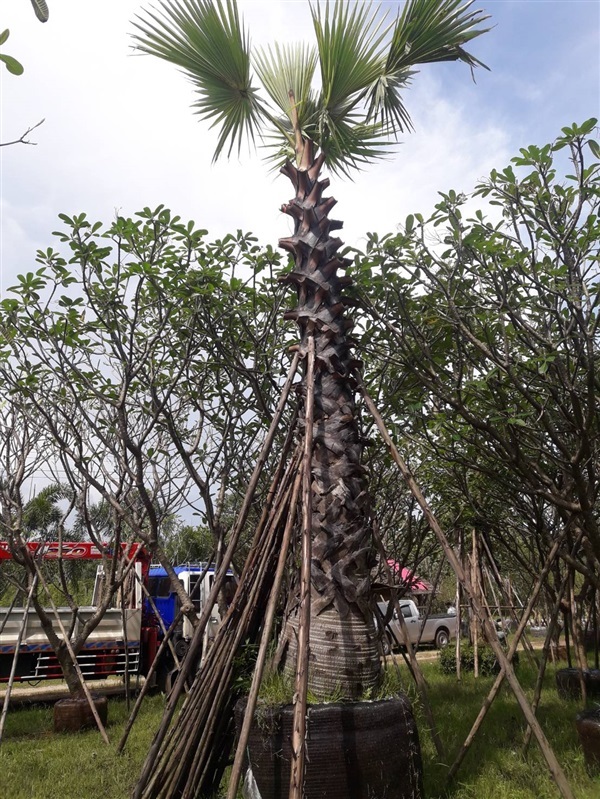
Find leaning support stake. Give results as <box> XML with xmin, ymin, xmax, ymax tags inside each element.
<box><xmin>446</xmin><ymin>532</ymin><xmax>564</xmax><ymax>783</ymax></box>
<box><xmin>134</xmin><ymin>354</ymin><xmax>301</xmax><ymax>799</ymax></box>
<box><xmin>226</xmin><ymin>463</ymin><xmax>304</xmax><ymax>799</ymax></box>
<box><xmin>290</xmin><ymin>332</ymin><xmax>315</xmax><ymax>799</ymax></box>
<box><xmin>372</xmin><ymin>525</ymin><xmax>445</xmax><ymax>759</ymax></box>
<box><xmin>33</xmin><ymin>562</ymin><xmax>110</xmax><ymax>745</ymax></box>
<box><xmin>0</xmin><ymin>576</ymin><xmax>37</xmax><ymax>745</ymax></box>
<box><xmin>360</xmin><ymin>383</ymin><xmax>576</xmax><ymax>799</ymax></box>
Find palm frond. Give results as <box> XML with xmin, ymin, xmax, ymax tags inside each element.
<box><xmin>253</xmin><ymin>42</ymin><xmax>318</xmax><ymax>139</ymax></box>
<box><xmin>132</xmin><ymin>0</ymin><xmax>265</xmax><ymax>160</ymax></box>
<box><xmin>367</xmin><ymin>0</ymin><xmax>490</xmax><ymax>134</ymax></box>
<box><xmin>318</xmin><ymin>114</ymin><xmax>394</xmax><ymax>178</ymax></box>
<box><xmin>388</xmin><ymin>0</ymin><xmax>491</xmax><ymax>72</ymax></box>
<box><xmin>365</xmin><ymin>68</ymin><xmax>415</xmax><ymax>133</ymax></box>
<box><xmin>311</xmin><ymin>0</ymin><xmax>389</xmax><ymax>117</ymax></box>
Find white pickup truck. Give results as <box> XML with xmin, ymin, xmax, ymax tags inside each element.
<box><xmin>377</xmin><ymin>599</ymin><xmax>457</xmax><ymax>653</ymax></box>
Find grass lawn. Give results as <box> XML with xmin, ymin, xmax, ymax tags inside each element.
<box><xmin>0</xmin><ymin>659</ymin><xmax>598</xmax><ymax>798</ymax></box>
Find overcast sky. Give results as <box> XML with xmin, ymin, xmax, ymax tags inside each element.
<box><xmin>1</xmin><ymin>0</ymin><xmax>599</xmax><ymax>297</ymax></box>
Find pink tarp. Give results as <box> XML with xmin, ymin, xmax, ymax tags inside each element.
<box><xmin>386</xmin><ymin>560</ymin><xmax>432</xmax><ymax>593</ymax></box>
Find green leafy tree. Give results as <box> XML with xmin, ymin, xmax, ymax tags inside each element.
<box><xmin>351</xmin><ymin>120</ymin><xmax>600</xmax><ymax>658</ymax></box>
<box><xmin>0</xmin><ymin>207</ymin><xmax>291</xmax><ymax>677</ymax></box>
<box><xmin>133</xmin><ymin>0</ymin><xmax>489</xmax><ymax>698</ymax></box>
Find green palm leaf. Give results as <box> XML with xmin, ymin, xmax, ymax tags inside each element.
<box><xmin>322</xmin><ymin>117</ymin><xmax>392</xmax><ymax>178</ymax></box>
<box><xmin>253</xmin><ymin>42</ymin><xmax>318</xmax><ymax>147</ymax></box>
<box><xmin>388</xmin><ymin>0</ymin><xmax>490</xmax><ymax>72</ymax></box>
<box><xmin>367</xmin><ymin>0</ymin><xmax>490</xmax><ymax>132</ymax></box>
<box><xmin>311</xmin><ymin>0</ymin><xmax>388</xmax><ymax>119</ymax></box>
<box><xmin>132</xmin><ymin>0</ymin><xmax>265</xmax><ymax>160</ymax></box>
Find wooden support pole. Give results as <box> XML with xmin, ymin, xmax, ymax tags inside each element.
<box><xmin>480</xmin><ymin>535</ymin><xmax>537</xmax><ymax>666</ymax></box>
<box><xmin>446</xmin><ymin>533</ymin><xmax>562</xmax><ymax>783</ymax></box>
<box><xmin>569</xmin><ymin>570</ymin><xmax>587</xmax><ymax>704</ymax></box>
<box><xmin>373</xmin><ymin>527</ymin><xmax>446</xmax><ymax>760</ymax></box>
<box><xmin>523</xmin><ymin>571</ymin><xmax>571</xmax><ymax>755</ymax></box>
<box><xmin>133</xmin><ymin>354</ymin><xmax>301</xmax><ymax>799</ymax></box>
<box><xmin>227</xmin><ymin>464</ymin><xmax>304</xmax><ymax>799</ymax></box>
<box><xmin>290</xmin><ymin>333</ymin><xmax>315</xmax><ymax>799</ymax></box>
<box><xmin>359</xmin><ymin>383</ymin><xmax>576</xmax><ymax>799</ymax></box>
<box><xmin>116</xmin><ymin>560</ymin><xmax>215</xmax><ymax>754</ymax></box>
<box><xmin>0</xmin><ymin>576</ymin><xmax>37</xmax><ymax>745</ymax></box>
<box><xmin>456</xmin><ymin>531</ymin><xmax>463</xmax><ymax>681</ymax></box>
<box><xmin>471</xmin><ymin>530</ymin><xmax>479</xmax><ymax>679</ymax></box>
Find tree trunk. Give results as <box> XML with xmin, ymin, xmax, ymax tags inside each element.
<box><xmin>279</xmin><ymin>146</ymin><xmax>380</xmax><ymax>700</ymax></box>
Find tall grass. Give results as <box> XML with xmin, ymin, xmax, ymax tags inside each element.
<box><xmin>0</xmin><ymin>694</ymin><xmax>165</xmax><ymax>799</ymax></box>
<box><xmin>406</xmin><ymin>659</ymin><xmax>600</xmax><ymax>799</ymax></box>
<box><xmin>0</xmin><ymin>659</ymin><xmax>598</xmax><ymax>798</ymax></box>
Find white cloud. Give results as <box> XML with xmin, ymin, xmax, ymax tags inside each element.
<box><xmin>1</xmin><ymin>0</ymin><xmax>597</xmax><ymax>294</ymax></box>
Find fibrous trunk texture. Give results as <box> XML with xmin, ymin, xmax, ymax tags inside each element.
<box><xmin>279</xmin><ymin>150</ymin><xmax>380</xmax><ymax>699</ymax></box>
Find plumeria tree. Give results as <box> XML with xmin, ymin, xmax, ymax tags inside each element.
<box><xmin>133</xmin><ymin>0</ymin><xmax>490</xmax><ymax>701</ymax></box>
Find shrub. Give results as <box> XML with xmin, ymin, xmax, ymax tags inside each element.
<box><xmin>439</xmin><ymin>640</ymin><xmax>519</xmax><ymax>676</ymax></box>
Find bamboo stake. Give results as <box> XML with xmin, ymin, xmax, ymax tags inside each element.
<box><xmin>116</xmin><ymin>560</ymin><xmax>215</xmax><ymax>754</ymax></box>
<box><xmin>290</xmin><ymin>332</ymin><xmax>315</xmax><ymax>799</ymax></box>
<box><xmin>480</xmin><ymin>535</ymin><xmax>537</xmax><ymax>666</ymax></box>
<box><xmin>360</xmin><ymin>384</ymin><xmax>576</xmax><ymax>799</ymax></box>
<box><xmin>33</xmin><ymin>562</ymin><xmax>110</xmax><ymax>745</ymax></box>
<box><xmin>471</xmin><ymin>530</ymin><xmax>479</xmax><ymax>679</ymax></box>
<box><xmin>456</xmin><ymin>531</ymin><xmax>463</xmax><ymax>681</ymax></box>
<box><xmin>140</xmin><ymin>452</ymin><xmax>302</xmax><ymax>799</ymax></box>
<box><xmin>446</xmin><ymin>533</ymin><xmax>560</xmax><ymax>784</ymax></box>
<box><xmin>0</xmin><ymin>576</ymin><xmax>37</xmax><ymax>745</ymax></box>
<box><xmin>372</xmin><ymin>526</ymin><xmax>446</xmax><ymax>759</ymax></box>
<box><xmin>121</xmin><ymin>578</ymin><xmax>130</xmax><ymax>711</ymax></box>
<box><xmin>134</xmin><ymin>354</ymin><xmax>301</xmax><ymax>799</ymax></box>
<box><xmin>568</xmin><ymin>570</ymin><xmax>587</xmax><ymax>704</ymax></box>
<box><xmin>227</xmin><ymin>464</ymin><xmax>304</xmax><ymax>799</ymax></box>
<box><xmin>523</xmin><ymin>571</ymin><xmax>570</xmax><ymax>755</ymax></box>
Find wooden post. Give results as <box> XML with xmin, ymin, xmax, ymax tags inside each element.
<box><xmin>569</xmin><ymin>570</ymin><xmax>587</xmax><ymax>704</ymax></box>
<box><xmin>373</xmin><ymin>527</ymin><xmax>446</xmax><ymax>759</ymax></box>
<box><xmin>226</xmin><ymin>464</ymin><xmax>304</xmax><ymax>799</ymax></box>
<box><xmin>360</xmin><ymin>384</ymin><xmax>576</xmax><ymax>799</ymax></box>
<box><xmin>471</xmin><ymin>529</ymin><xmax>479</xmax><ymax>679</ymax></box>
<box><xmin>522</xmin><ymin>571</ymin><xmax>570</xmax><ymax>755</ymax></box>
<box><xmin>456</xmin><ymin>530</ymin><xmax>463</xmax><ymax>681</ymax></box>
<box><xmin>480</xmin><ymin>535</ymin><xmax>538</xmax><ymax>666</ymax></box>
<box><xmin>133</xmin><ymin>354</ymin><xmax>301</xmax><ymax>798</ymax></box>
<box><xmin>290</xmin><ymin>333</ymin><xmax>315</xmax><ymax>799</ymax></box>
<box><xmin>0</xmin><ymin>576</ymin><xmax>37</xmax><ymax>745</ymax></box>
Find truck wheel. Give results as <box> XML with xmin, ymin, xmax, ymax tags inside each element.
<box><xmin>435</xmin><ymin>628</ymin><xmax>450</xmax><ymax>649</ymax></box>
<box><xmin>174</xmin><ymin>638</ymin><xmax>189</xmax><ymax>661</ymax></box>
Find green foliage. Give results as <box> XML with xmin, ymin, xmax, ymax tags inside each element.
<box><xmin>132</xmin><ymin>0</ymin><xmax>489</xmax><ymax>174</ymax></box>
<box><xmin>0</xmin><ymin>206</ymin><xmax>291</xmax><ymax>547</ymax></box>
<box><xmin>439</xmin><ymin>640</ymin><xmax>520</xmax><ymax>676</ymax></box>
<box><xmin>0</xmin><ymin>29</ymin><xmax>24</xmax><ymax>75</ymax></box>
<box><xmin>30</xmin><ymin>0</ymin><xmax>50</xmax><ymax>24</ymax></box>
<box><xmin>162</xmin><ymin>520</ymin><xmax>213</xmax><ymax>564</ymax></box>
<box><xmin>350</xmin><ymin>119</ymin><xmax>600</xmax><ymax>587</ymax></box>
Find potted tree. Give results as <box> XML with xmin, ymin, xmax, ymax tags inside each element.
<box><xmin>132</xmin><ymin>1</ymin><xmax>489</xmax><ymax>796</ymax></box>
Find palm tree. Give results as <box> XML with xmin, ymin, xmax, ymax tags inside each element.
<box><xmin>132</xmin><ymin>0</ymin><xmax>489</xmax><ymax>701</ymax></box>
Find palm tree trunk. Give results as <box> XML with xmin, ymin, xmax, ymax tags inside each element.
<box><xmin>279</xmin><ymin>145</ymin><xmax>380</xmax><ymax>700</ymax></box>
